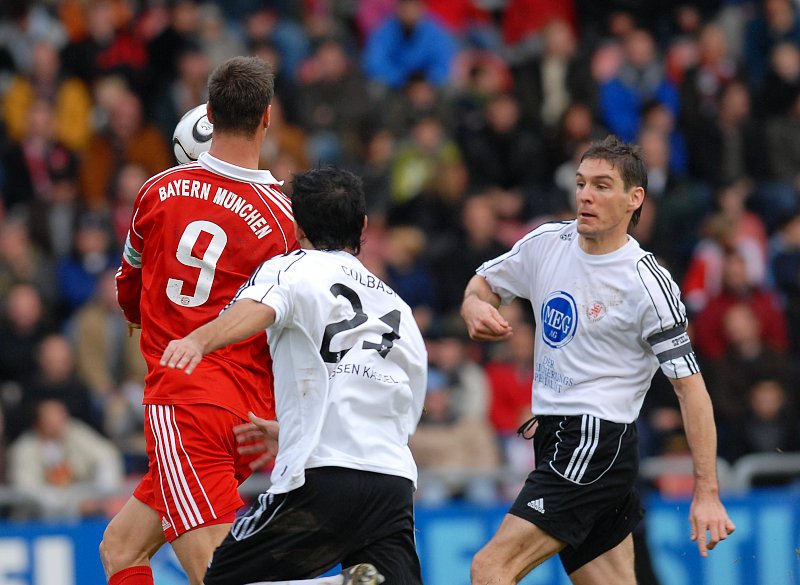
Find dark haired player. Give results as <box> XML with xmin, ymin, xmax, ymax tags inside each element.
<box><xmin>162</xmin><ymin>167</ymin><xmax>427</xmax><ymax>585</ymax></box>
<box><xmin>461</xmin><ymin>135</ymin><xmax>735</xmax><ymax>584</ymax></box>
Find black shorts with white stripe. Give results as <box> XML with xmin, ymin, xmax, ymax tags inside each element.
<box><xmin>203</xmin><ymin>467</ymin><xmax>421</xmax><ymax>585</ymax></box>
<box><xmin>509</xmin><ymin>414</ymin><xmax>643</xmax><ymax>575</ymax></box>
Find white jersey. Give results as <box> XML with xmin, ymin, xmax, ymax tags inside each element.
<box><xmin>477</xmin><ymin>220</ymin><xmax>698</xmax><ymax>424</ymax></box>
<box><xmin>235</xmin><ymin>249</ymin><xmax>427</xmax><ymax>494</ymax></box>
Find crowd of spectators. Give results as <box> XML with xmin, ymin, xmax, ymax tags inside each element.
<box><xmin>0</xmin><ymin>0</ymin><xmax>799</xmax><ymax>514</ymax></box>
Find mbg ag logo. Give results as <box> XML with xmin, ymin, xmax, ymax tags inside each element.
<box><xmin>541</xmin><ymin>291</ymin><xmax>578</xmax><ymax>348</ymax></box>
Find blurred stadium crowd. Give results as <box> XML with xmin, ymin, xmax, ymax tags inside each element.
<box><xmin>0</xmin><ymin>0</ymin><xmax>799</xmax><ymax>517</ymax></box>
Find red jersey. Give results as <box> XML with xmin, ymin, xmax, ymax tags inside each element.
<box><xmin>116</xmin><ymin>153</ymin><xmax>299</xmax><ymax>419</ymax></box>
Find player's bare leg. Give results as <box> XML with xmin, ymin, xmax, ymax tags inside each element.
<box><xmin>171</xmin><ymin>522</ymin><xmax>234</xmax><ymax>585</ymax></box>
<box><xmin>471</xmin><ymin>514</ymin><xmax>565</xmax><ymax>584</ymax></box>
<box><xmin>100</xmin><ymin>496</ymin><xmax>165</xmax><ymax>582</ymax></box>
<box><xmin>245</xmin><ymin>563</ymin><xmax>385</xmax><ymax>585</ymax></box>
<box><xmin>568</xmin><ymin>534</ymin><xmax>636</xmax><ymax>585</ymax></box>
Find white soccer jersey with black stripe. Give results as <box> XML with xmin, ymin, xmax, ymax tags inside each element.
<box><xmin>234</xmin><ymin>249</ymin><xmax>427</xmax><ymax>494</ymax></box>
<box><xmin>477</xmin><ymin>220</ymin><xmax>698</xmax><ymax>424</ymax></box>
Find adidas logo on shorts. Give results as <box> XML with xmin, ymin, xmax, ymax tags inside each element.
<box><xmin>527</xmin><ymin>498</ymin><xmax>545</xmax><ymax>514</ymax></box>
<box><xmin>161</xmin><ymin>516</ymin><xmax>172</xmax><ymax>531</ymax></box>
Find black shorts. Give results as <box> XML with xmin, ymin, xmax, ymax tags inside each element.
<box><xmin>204</xmin><ymin>467</ymin><xmax>422</xmax><ymax>585</ymax></box>
<box><xmin>509</xmin><ymin>415</ymin><xmax>644</xmax><ymax>575</ymax></box>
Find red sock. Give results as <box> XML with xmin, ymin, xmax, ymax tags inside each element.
<box><xmin>109</xmin><ymin>566</ymin><xmax>154</xmax><ymax>585</ymax></box>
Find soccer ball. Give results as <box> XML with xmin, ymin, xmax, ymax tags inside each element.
<box><xmin>172</xmin><ymin>104</ymin><xmax>213</xmax><ymax>164</ymax></box>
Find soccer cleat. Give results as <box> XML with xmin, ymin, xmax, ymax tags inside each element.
<box><xmin>340</xmin><ymin>563</ymin><xmax>385</xmax><ymax>585</ymax></box>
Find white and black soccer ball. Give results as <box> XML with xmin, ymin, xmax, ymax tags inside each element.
<box><xmin>172</xmin><ymin>103</ymin><xmax>213</xmax><ymax>164</ymax></box>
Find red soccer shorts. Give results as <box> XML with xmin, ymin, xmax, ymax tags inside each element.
<box><xmin>134</xmin><ymin>404</ymin><xmax>257</xmax><ymax>542</ymax></box>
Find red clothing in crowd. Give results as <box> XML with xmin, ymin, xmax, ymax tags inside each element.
<box><xmin>692</xmin><ymin>289</ymin><xmax>789</xmax><ymax>360</ymax></box>
<box><xmin>485</xmin><ymin>361</ymin><xmax>533</xmax><ymax>435</ymax></box>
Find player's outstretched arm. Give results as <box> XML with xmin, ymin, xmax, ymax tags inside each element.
<box><xmin>234</xmin><ymin>412</ymin><xmax>280</xmax><ymax>470</ymax></box>
<box><xmin>161</xmin><ymin>299</ymin><xmax>276</xmax><ymax>375</ymax></box>
<box><xmin>671</xmin><ymin>373</ymin><xmax>736</xmax><ymax>557</ymax></box>
<box><xmin>461</xmin><ymin>275</ymin><xmax>513</xmax><ymax>342</ymax></box>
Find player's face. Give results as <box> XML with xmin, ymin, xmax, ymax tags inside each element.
<box><xmin>575</xmin><ymin>158</ymin><xmax>643</xmax><ymax>252</ymax></box>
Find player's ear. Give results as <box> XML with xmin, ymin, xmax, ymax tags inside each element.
<box><xmin>294</xmin><ymin>221</ymin><xmax>306</xmax><ymax>244</ymax></box>
<box><xmin>628</xmin><ymin>185</ymin><xmax>645</xmax><ymax>214</ymax></box>
<box><xmin>362</xmin><ymin>215</ymin><xmax>368</xmax><ymax>234</ymax></box>
<box><xmin>263</xmin><ymin>105</ymin><xmax>271</xmax><ymax>130</ymax></box>
<box><xmin>205</xmin><ymin>102</ymin><xmax>213</xmax><ymax>124</ymax></box>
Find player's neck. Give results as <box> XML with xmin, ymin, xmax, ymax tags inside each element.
<box><xmin>302</xmin><ymin>243</ymin><xmax>354</xmax><ymax>255</ymax></box>
<box><xmin>301</xmin><ymin>240</ymin><xmax>356</xmax><ymax>257</ymax></box>
<box><xmin>208</xmin><ymin>136</ymin><xmax>261</xmax><ymax>170</ymax></box>
<box><xmin>578</xmin><ymin>232</ymin><xmax>629</xmax><ymax>255</ymax></box>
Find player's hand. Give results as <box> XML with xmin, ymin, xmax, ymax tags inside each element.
<box><xmin>689</xmin><ymin>491</ymin><xmax>736</xmax><ymax>557</ymax></box>
<box><xmin>234</xmin><ymin>412</ymin><xmax>280</xmax><ymax>469</ymax></box>
<box><xmin>461</xmin><ymin>295</ymin><xmax>513</xmax><ymax>342</ymax></box>
<box><xmin>160</xmin><ymin>337</ymin><xmax>204</xmax><ymax>375</ymax></box>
